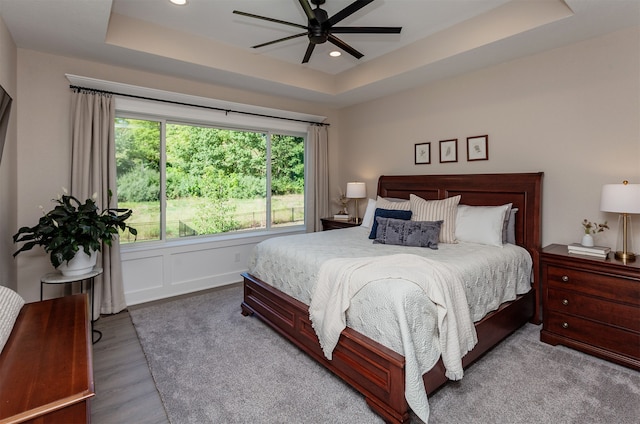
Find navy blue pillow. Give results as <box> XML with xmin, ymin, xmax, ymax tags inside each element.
<box><xmin>368</xmin><ymin>208</ymin><xmax>413</xmax><ymax>239</ymax></box>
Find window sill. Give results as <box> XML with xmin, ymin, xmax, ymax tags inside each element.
<box><xmin>120</xmin><ymin>225</ymin><xmax>306</xmax><ymax>253</ymax></box>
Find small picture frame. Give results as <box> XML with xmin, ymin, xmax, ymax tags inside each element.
<box><xmin>467</xmin><ymin>135</ymin><xmax>488</xmax><ymax>161</ymax></box>
<box><xmin>414</xmin><ymin>142</ymin><xmax>431</xmax><ymax>164</ymax></box>
<box><xmin>439</xmin><ymin>139</ymin><xmax>458</xmax><ymax>163</ymax></box>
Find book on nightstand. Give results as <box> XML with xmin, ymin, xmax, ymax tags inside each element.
<box><xmin>333</xmin><ymin>214</ymin><xmax>350</xmax><ymax>220</ymax></box>
<box><xmin>567</xmin><ymin>243</ymin><xmax>610</xmax><ymax>258</ymax></box>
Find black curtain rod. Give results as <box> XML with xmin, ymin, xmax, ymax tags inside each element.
<box><xmin>69</xmin><ymin>85</ymin><xmax>329</xmax><ymax>127</ymax></box>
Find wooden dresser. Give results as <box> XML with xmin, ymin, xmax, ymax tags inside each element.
<box><xmin>540</xmin><ymin>244</ymin><xmax>640</xmax><ymax>370</ymax></box>
<box><xmin>0</xmin><ymin>294</ymin><xmax>95</xmax><ymax>423</ymax></box>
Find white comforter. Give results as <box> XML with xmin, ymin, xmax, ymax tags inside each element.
<box><xmin>247</xmin><ymin>226</ymin><xmax>532</xmax><ymax>422</ymax></box>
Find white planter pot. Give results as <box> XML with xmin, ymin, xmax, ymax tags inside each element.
<box><xmin>57</xmin><ymin>247</ymin><xmax>98</xmax><ymax>277</ymax></box>
<box><xmin>581</xmin><ymin>233</ymin><xmax>595</xmax><ymax>247</ymax></box>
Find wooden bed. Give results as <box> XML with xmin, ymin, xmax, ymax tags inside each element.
<box><xmin>241</xmin><ymin>172</ymin><xmax>543</xmax><ymax>423</ymax></box>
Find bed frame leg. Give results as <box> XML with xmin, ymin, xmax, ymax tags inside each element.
<box><xmin>365</xmin><ymin>397</ymin><xmax>410</xmax><ymax>424</ymax></box>
<box><xmin>240</xmin><ymin>304</ymin><xmax>253</xmax><ymax>316</ymax></box>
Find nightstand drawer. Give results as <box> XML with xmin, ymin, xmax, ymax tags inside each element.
<box><xmin>547</xmin><ymin>288</ymin><xmax>640</xmax><ymax>332</ymax></box>
<box><xmin>546</xmin><ymin>265</ymin><xmax>640</xmax><ymax>306</ymax></box>
<box><xmin>546</xmin><ymin>311</ymin><xmax>640</xmax><ymax>359</ymax></box>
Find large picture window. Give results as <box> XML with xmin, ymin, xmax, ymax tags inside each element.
<box><xmin>115</xmin><ymin>116</ymin><xmax>305</xmax><ymax>243</ymax></box>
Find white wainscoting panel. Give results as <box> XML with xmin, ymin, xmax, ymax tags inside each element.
<box><xmin>120</xmin><ymin>230</ymin><xmax>302</xmax><ymax>306</ymax></box>
<box><xmin>122</xmin><ymin>255</ymin><xmax>164</xmax><ymax>293</ymax></box>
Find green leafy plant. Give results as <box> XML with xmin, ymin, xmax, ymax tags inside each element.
<box><xmin>13</xmin><ymin>190</ymin><xmax>137</xmax><ymax>268</ymax></box>
<box><xmin>582</xmin><ymin>219</ymin><xmax>609</xmax><ymax>235</ymax></box>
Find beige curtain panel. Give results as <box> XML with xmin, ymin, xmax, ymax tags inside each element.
<box><xmin>307</xmin><ymin>125</ymin><xmax>329</xmax><ymax>232</ymax></box>
<box><xmin>70</xmin><ymin>89</ymin><xmax>126</xmax><ymax>315</ymax></box>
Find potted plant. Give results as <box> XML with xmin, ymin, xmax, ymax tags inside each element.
<box><xmin>13</xmin><ymin>189</ymin><xmax>137</xmax><ymax>276</ymax></box>
<box><xmin>581</xmin><ymin>218</ymin><xmax>609</xmax><ymax>247</ymax></box>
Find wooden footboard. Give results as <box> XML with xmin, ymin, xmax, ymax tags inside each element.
<box><xmin>241</xmin><ymin>272</ymin><xmax>410</xmax><ymax>423</ymax></box>
<box><xmin>242</xmin><ymin>272</ymin><xmax>534</xmax><ymax>423</ymax></box>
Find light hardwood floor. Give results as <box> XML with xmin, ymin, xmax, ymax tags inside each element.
<box><xmin>92</xmin><ymin>310</ymin><xmax>170</xmax><ymax>424</ymax></box>
<box><xmin>91</xmin><ymin>286</ymin><xmax>234</xmax><ymax>423</ymax></box>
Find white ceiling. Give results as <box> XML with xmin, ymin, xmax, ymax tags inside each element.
<box><xmin>0</xmin><ymin>0</ymin><xmax>638</xmax><ymax>108</ymax></box>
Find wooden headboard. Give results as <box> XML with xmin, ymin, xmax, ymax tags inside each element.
<box><xmin>377</xmin><ymin>173</ymin><xmax>544</xmax><ymax>322</ymax></box>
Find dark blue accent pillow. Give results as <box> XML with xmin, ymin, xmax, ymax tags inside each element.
<box><xmin>373</xmin><ymin>217</ymin><xmax>442</xmax><ymax>249</ymax></box>
<box><xmin>368</xmin><ymin>208</ymin><xmax>413</xmax><ymax>239</ymax></box>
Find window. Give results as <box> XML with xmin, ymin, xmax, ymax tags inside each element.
<box><xmin>115</xmin><ymin>116</ymin><xmax>305</xmax><ymax>243</ymax></box>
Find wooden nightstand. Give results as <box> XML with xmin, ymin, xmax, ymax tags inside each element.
<box><xmin>321</xmin><ymin>217</ymin><xmax>361</xmax><ymax>231</ymax></box>
<box><xmin>540</xmin><ymin>244</ymin><xmax>640</xmax><ymax>370</ymax></box>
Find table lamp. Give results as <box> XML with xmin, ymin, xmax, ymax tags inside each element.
<box><xmin>600</xmin><ymin>180</ymin><xmax>640</xmax><ymax>262</ymax></box>
<box><xmin>346</xmin><ymin>182</ymin><xmax>366</xmax><ymax>223</ymax></box>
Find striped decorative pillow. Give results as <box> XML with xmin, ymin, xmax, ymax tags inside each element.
<box><xmin>375</xmin><ymin>196</ymin><xmax>410</xmax><ymax>211</ymax></box>
<box><xmin>409</xmin><ymin>194</ymin><xmax>461</xmax><ymax>243</ymax></box>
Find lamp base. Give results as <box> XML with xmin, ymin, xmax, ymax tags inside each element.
<box><xmin>614</xmin><ymin>250</ymin><xmax>636</xmax><ymax>263</ymax></box>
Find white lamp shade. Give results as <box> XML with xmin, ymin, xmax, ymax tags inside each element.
<box><xmin>600</xmin><ymin>183</ymin><xmax>640</xmax><ymax>213</ymax></box>
<box><xmin>346</xmin><ymin>182</ymin><xmax>366</xmax><ymax>199</ymax></box>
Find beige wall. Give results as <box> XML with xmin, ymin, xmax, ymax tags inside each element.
<box><xmin>336</xmin><ymin>26</ymin><xmax>640</xmax><ymax>250</ymax></box>
<box><xmin>14</xmin><ymin>49</ymin><xmax>338</xmax><ymax>301</ymax></box>
<box><xmin>0</xmin><ymin>15</ymin><xmax>17</xmax><ymax>291</ymax></box>
<box><xmin>10</xmin><ymin>26</ymin><xmax>639</xmax><ymax>300</ymax></box>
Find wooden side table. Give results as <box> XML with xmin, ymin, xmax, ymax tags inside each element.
<box><xmin>321</xmin><ymin>217</ymin><xmax>361</xmax><ymax>231</ymax></box>
<box><xmin>41</xmin><ymin>267</ymin><xmax>103</xmax><ymax>344</ymax></box>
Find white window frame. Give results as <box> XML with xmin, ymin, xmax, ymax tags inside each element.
<box><xmin>116</xmin><ymin>104</ymin><xmax>309</xmax><ymax>248</ymax></box>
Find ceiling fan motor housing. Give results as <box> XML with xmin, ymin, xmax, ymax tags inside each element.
<box><xmin>310</xmin><ymin>7</ymin><xmax>330</xmax><ymax>44</ymax></box>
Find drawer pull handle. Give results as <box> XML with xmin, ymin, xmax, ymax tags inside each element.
<box><xmin>562</xmin><ymin>322</ymin><xmax>569</xmax><ymax>329</ymax></box>
<box><xmin>562</xmin><ymin>299</ymin><xmax>569</xmax><ymax>306</ymax></box>
<box><xmin>561</xmin><ymin>275</ymin><xmax>569</xmax><ymax>282</ymax></box>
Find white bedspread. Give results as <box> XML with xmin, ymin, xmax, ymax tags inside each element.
<box><xmin>247</xmin><ymin>226</ymin><xmax>532</xmax><ymax>422</ymax></box>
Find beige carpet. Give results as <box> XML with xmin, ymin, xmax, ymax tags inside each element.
<box><xmin>130</xmin><ymin>284</ymin><xmax>640</xmax><ymax>423</ymax></box>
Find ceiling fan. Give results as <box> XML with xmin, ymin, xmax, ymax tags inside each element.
<box><xmin>233</xmin><ymin>0</ymin><xmax>402</xmax><ymax>64</ymax></box>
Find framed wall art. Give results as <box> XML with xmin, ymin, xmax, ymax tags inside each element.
<box><xmin>467</xmin><ymin>135</ymin><xmax>488</xmax><ymax>161</ymax></box>
<box><xmin>439</xmin><ymin>139</ymin><xmax>457</xmax><ymax>163</ymax></box>
<box><xmin>414</xmin><ymin>142</ymin><xmax>431</xmax><ymax>164</ymax></box>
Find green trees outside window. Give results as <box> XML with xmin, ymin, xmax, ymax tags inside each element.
<box><xmin>114</xmin><ymin>117</ymin><xmax>305</xmax><ymax>242</ymax></box>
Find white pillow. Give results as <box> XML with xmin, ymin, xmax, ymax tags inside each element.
<box><xmin>375</xmin><ymin>196</ymin><xmax>411</xmax><ymax>211</ymax></box>
<box><xmin>409</xmin><ymin>194</ymin><xmax>461</xmax><ymax>243</ymax></box>
<box><xmin>455</xmin><ymin>203</ymin><xmax>512</xmax><ymax>247</ymax></box>
<box><xmin>503</xmin><ymin>207</ymin><xmax>518</xmax><ymax>244</ymax></box>
<box><xmin>360</xmin><ymin>198</ymin><xmax>377</xmax><ymax>229</ymax></box>
<box><xmin>0</xmin><ymin>285</ymin><xmax>25</xmax><ymax>355</ymax></box>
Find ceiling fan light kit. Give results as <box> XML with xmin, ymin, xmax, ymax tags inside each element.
<box><xmin>233</xmin><ymin>0</ymin><xmax>402</xmax><ymax>64</ymax></box>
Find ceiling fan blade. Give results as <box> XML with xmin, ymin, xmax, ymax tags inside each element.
<box><xmin>302</xmin><ymin>43</ymin><xmax>316</xmax><ymax>63</ymax></box>
<box><xmin>328</xmin><ymin>34</ymin><xmax>364</xmax><ymax>59</ymax></box>
<box><xmin>298</xmin><ymin>0</ymin><xmax>319</xmax><ymax>25</ymax></box>
<box><xmin>331</xmin><ymin>26</ymin><xmax>402</xmax><ymax>34</ymax></box>
<box><xmin>252</xmin><ymin>32</ymin><xmax>308</xmax><ymax>49</ymax></box>
<box><xmin>233</xmin><ymin>10</ymin><xmax>308</xmax><ymax>30</ymax></box>
<box><xmin>326</xmin><ymin>0</ymin><xmax>374</xmax><ymax>27</ymax></box>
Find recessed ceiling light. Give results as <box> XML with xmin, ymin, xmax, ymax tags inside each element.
<box><xmin>170</xmin><ymin>0</ymin><xmax>188</xmax><ymax>5</ymax></box>
<box><xmin>329</xmin><ymin>51</ymin><xmax>341</xmax><ymax>57</ymax></box>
